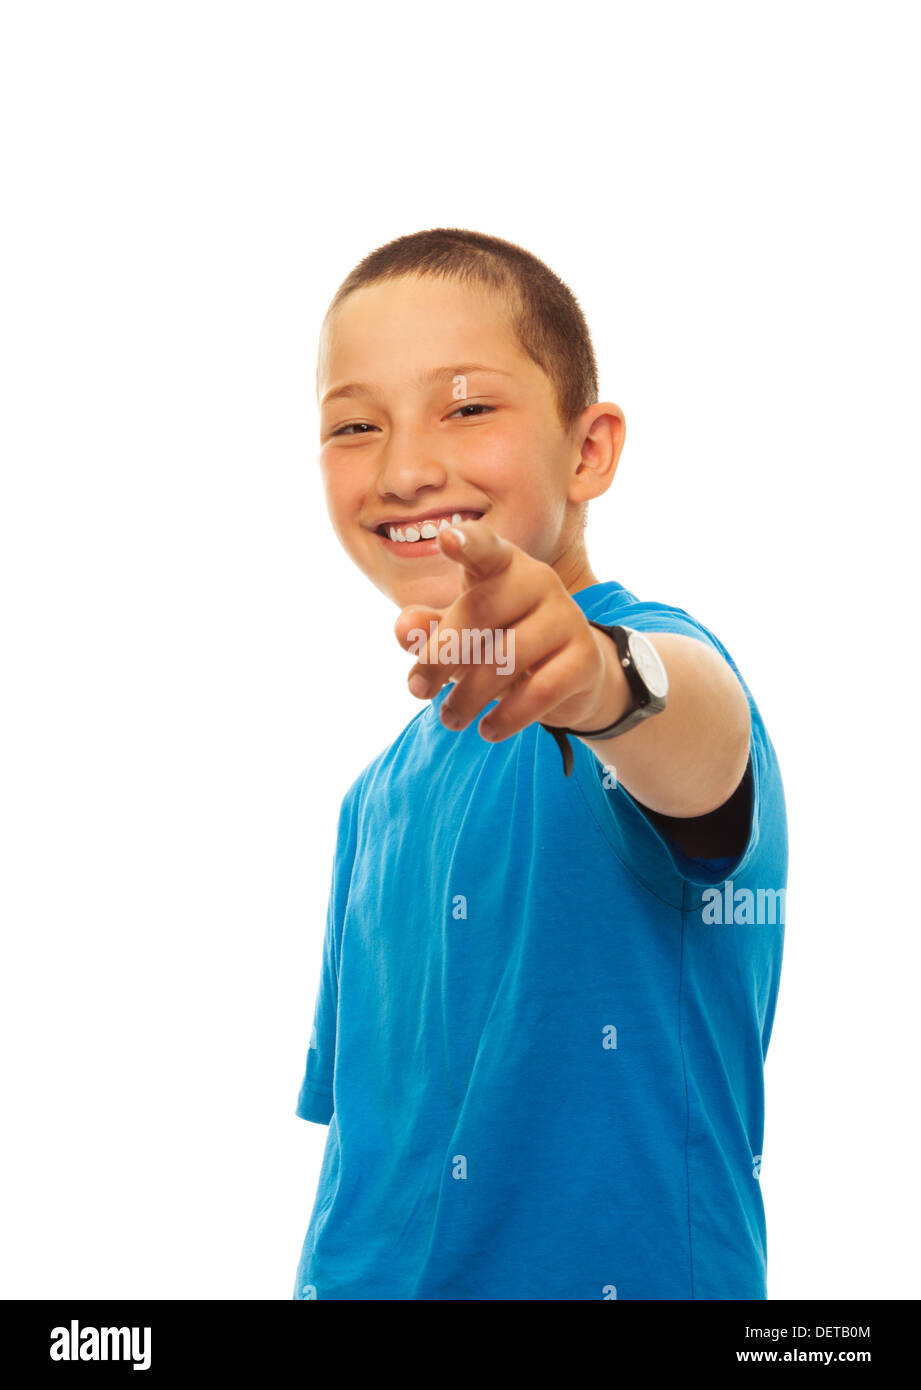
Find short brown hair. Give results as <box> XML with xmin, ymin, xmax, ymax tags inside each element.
<box><xmin>321</xmin><ymin>227</ymin><xmax>599</xmax><ymax>433</ymax></box>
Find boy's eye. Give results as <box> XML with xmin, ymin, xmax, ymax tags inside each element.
<box><xmin>449</xmin><ymin>404</ymin><xmax>495</xmax><ymax>419</ymax></box>
<box><xmin>330</xmin><ymin>422</ymin><xmax>378</xmax><ymax>436</ymax></box>
<box><xmin>329</xmin><ymin>404</ymin><xmax>495</xmax><ymax>437</ymax></box>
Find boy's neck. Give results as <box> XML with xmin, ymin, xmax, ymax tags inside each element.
<box><xmin>555</xmin><ymin>545</ymin><xmax>600</xmax><ymax>597</ymax></box>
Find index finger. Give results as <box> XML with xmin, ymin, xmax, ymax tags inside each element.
<box><xmin>438</xmin><ymin>516</ymin><xmax>517</xmax><ymax>585</ymax></box>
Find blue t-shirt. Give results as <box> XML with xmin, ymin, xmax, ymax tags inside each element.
<box><xmin>293</xmin><ymin>580</ymin><xmax>787</xmax><ymax>1300</ymax></box>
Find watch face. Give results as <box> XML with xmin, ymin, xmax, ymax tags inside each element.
<box><xmin>627</xmin><ymin>631</ymin><xmax>669</xmax><ymax>699</ymax></box>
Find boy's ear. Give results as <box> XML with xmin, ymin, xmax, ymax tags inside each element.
<box><xmin>572</xmin><ymin>403</ymin><xmax>626</xmax><ymax>498</ymax></box>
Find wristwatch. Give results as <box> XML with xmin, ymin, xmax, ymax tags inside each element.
<box><xmin>539</xmin><ymin>622</ymin><xmax>669</xmax><ymax>777</ymax></box>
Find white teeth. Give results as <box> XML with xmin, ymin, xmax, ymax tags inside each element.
<box><xmin>386</xmin><ymin>511</ymin><xmax>478</xmax><ymax>544</ymax></box>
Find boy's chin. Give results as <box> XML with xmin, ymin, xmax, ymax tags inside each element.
<box><xmin>384</xmin><ymin>570</ymin><xmax>462</xmax><ymax>611</ymax></box>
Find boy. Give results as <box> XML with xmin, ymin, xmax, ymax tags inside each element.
<box><xmin>293</xmin><ymin>228</ymin><xmax>787</xmax><ymax>1300</ymax></box>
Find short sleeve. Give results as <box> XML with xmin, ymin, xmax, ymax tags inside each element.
<box><xmin>295</xmin><ymin>771</ymin><xmax>365</xmax><ymax>1125</ymax></box>
<box><xmin>571</xmin><ymin>600</ymin><xmax>783</xmax><ymax>901</ymax></box>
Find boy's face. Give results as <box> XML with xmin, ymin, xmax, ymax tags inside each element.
<box><xmin>316</xmin><ymin>273</ymin><xmax>606</xmax><ymax>611</ymax></box>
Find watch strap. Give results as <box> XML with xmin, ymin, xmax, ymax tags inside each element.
<box><xmin>538</xmin><ymin>622</ymin><xmax>661</xmax><ymax>778</ymax></box>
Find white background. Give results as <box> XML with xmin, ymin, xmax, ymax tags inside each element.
<box><xmin>2</xmin><ymin>1</ymin><xmax>917</xmax><ymax>1300</ymax></box>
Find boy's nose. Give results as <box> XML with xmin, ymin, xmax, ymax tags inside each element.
<box><xmin>376</xmin><ymin>429</ymin><xmax>448</xmax><ymax>495</ymax></box>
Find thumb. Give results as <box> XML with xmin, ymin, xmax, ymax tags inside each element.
<box><xmin>394</xmin><ymin>605</ymin><xmax>443</xmax><ymax>657</ymax></box>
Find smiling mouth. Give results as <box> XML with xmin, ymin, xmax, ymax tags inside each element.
<box><xmin>375</xmin><ymin>509</ymin><xmax>484</xmax><ymax>543</ymax></box>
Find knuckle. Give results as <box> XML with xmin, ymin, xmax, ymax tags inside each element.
<box><xmin>549</xmin><ymin>647</ymin><xmax>582</xmax><ymax>686</ymax></box>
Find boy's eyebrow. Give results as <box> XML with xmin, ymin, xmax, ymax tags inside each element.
<box><xmin>320</xmin><ymin>363</ymin><xmax>513</xmax><ymax>407</ymax></box>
